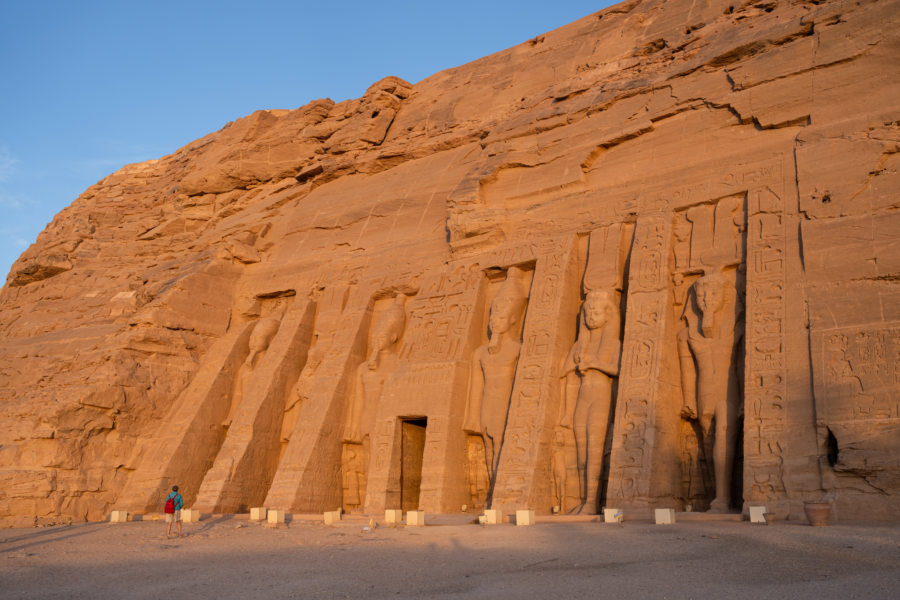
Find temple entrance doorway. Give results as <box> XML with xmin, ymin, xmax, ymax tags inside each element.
<box><xmin>400</xmin><ymin>418</ymin><xmax>427</xmax><ymax>511</ymax></box>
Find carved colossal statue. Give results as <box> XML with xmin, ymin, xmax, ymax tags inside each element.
<box><xmin>281</xmin><ymin>336</ymin><xmax>325</xmax><ymax>446</ymax></box>
<box><xmin>560</xmin><ymin>290</ymin><xmax>621</xmax><ymax>514</ymax></box>
<box><xmin>344</xmin><ymin>294</ymin><xmax>408</xmax><ymax>444</ymax></box>
<box><xmin>341</xmin><ymin>294</ymin><xmax>407</xmax><ymax>510</ymax></box>
<box><xmin>677</xmin><ymin>272</ymin><xmax>743</xmax><ymax>512</ymax></box>
<box><xmin>224</xmin><ymin>317</ymin><xmax>280</xmax><ymax>428</ymax></box>
<box><xmin>463</xmin><ymin>267</ymin><xmax>529</xmax><ymax>482</ymax></box>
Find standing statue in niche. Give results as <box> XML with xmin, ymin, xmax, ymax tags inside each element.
<box><xmin>463</xmin><ymin>267</ymin><xmax>529</xmax><ymax>483</ymax></box>
<box><xmin>342</xmin><ymin>294</ymin><xmax>407</xmax><ymax>509</ymax></box>
<box><xmin>677</xmin><ymin>272</ymin><xmax>743</xmax><ymax>512</ymax></box>
<box><xmin>559</xmin><ymin>290</ymin><xmax>621</xmax><ymax>514</ymax></box>
<box><xmin>344</xmin><ymin>294</ymin><xmax>408</xmax><ymax>444</ymax></box>
<box><xmin>224</xmin><ymin>317</ymin><xmax>281</xmax><ymax>428</ymax></box>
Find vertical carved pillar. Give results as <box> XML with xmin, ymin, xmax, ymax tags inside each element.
<box><xmin>607</xmin><ymin>215</ymin><xmax>673</xmax><ymax>509</ymax></box>
<box><xmin>193</xmin><ymin>298</ymin><xmax>317</xmax><ymax>513</ymax></box>
<box><xmin>491</xmin><ymin>235</ymin><xmax>580</xmax><ymax>513</ymax></box>
<box><xmin>264</xmin><ymin>286</ymin><xmax>371</xmax><ymax>512</ymax></box>
<box><xmin>743</xmin><ymin>188</ymin><xmax>789</xmax><ymax>512</ymax></box>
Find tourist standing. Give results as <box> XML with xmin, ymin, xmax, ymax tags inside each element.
<box><xmin>164</xmin><ymin>485</ymin><xmax>184</xmax><ymax>539</ymax></box>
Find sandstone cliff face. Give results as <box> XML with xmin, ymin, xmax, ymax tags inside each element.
<box><xmin>1</xmin><ymin>0</ymin><xmax>897</xmax><ymax>522</ymax></box>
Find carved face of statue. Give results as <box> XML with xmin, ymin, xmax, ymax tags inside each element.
<box><xmin>368</xmin><ymin>301</ymin><xmax>406</xmax><ymax>367</ymax></box>
<box><xmin>694</xmin><ymin>275</ymin><xmax>727</xmax><ymax>317</ymax></box>
<box><xmin>583</xmin><ymin>291</ymin><xmax>614</xmax><ymax>330</ymax></box>
<box><xmin>489</xmin><ymin>297</ymin><xmax>519</xmax><ymax>336</ymax></box>
<box><xmin>248</xmin><ymin>318</ymin><xmax>280</xmax><ymax>353</ymax></box>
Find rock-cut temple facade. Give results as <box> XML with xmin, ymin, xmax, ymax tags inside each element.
<box><xmin>1</xmin><ymin>0</ymin><xmax>898</xmax><ymax>522</ymax></box>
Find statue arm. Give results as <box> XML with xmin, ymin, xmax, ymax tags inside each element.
<box><xmin>462</xmin><ymin>350</ymin><xmax>484</xmax><ymax>434</ymax></box>
<box><xmin>561</xmin><ymin>371</ymin><xmax>579</xmax><ymax>428</ymax></box>
<box><xmin>286</xmin><ymin>377</ymin><xmax>305</xmax><ymax>412</ymax></box>
<box><xmin>677</xmin><ymin>328</ymin><xmax>697</xmax><ymax>420</ymax></box>
<box><xmin>576</xmin><ymin>339</ymin><xmax>621</xmax><ymax>377</ymax></box>
<box><xmin>559</xmin><ymin>347</ymin><xmax>578</xmax><ymax>428</ymax></box>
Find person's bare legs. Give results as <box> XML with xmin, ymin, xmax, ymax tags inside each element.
<box><xmin>166</xmin><ymin>519</ymin><xmax>172</xmax><ymax>539</ymax></box>
<box><xmin>176</xmin><ymin>518</ymin><xmax>183</xmax><ymax>537</ymax></box>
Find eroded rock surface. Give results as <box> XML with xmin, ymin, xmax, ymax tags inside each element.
<box><xmin>1</xmin><ymin>0</ymin><xmax>898</xmax><ymax>522</ymax></box>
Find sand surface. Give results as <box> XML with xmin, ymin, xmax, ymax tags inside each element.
<box><xmin>2</xmin><ymin>515</ymin><xmax>898</xmax><ymax>599</ymax></box>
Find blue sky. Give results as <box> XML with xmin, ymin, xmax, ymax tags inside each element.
<box><xmin>0</xmin><ymin>1</ymin><xmax>614</xmax><ymax>283</ymax></box>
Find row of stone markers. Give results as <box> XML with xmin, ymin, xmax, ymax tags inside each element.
<box><xmin>106</xmin><ymin>505</ymin><xmax>774</xmax><ymax>526</ymax></box>
<box><xmin>108</xmin><ymin>509</ymin><xmax>201</xmax><ymax>523</ymax></box>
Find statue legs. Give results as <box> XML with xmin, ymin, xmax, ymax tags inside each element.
<box><xmin>573</xmin><ymin>393</ymin><xmax>611</xmax><ymax>514</ymax></box>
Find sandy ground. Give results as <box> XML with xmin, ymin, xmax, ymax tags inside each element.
<box><xmin>1</xmin><ymin>514</ymin><xmax>898</xmax><ymax>599</ymax></box>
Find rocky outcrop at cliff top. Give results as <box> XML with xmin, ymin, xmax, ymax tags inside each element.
<box><xmin>1</xmin><ymin>0</ymin><xmax>898</xmax><ymax>522</ymax></box>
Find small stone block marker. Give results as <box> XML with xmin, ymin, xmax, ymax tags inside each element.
<box><xmin>604</xmin><ymin>508</ymin><xmax>624</xmax><ymax>523</ymax></box>
<box><xmin>250</xmin><ymin>507</ymin><xmax>267</xmax><ymax>521</ymax></box>
<box><xmin>385</xmin><ymin>509</ymin><xmax>403</xmax><ymax>524</ymax></box>
<box><xmin>515</xmin><ymin>510</ymin><xmax>535</xmax><ymax>526</ymax></box>
<box><xmin>109</xmin><ymin>510</ymin><xmax>128</xmax><ymax>523</ymax></box>
<box><xmin>324</xmin><ymin>510</ymin><xmax>341</xmax><ymax>525</ymax></box>
<box><xmin>182</xmin><ymin>509</ymin><xmax>201</xmax><ymax>523</ymax></box>
<box><xmin>267</xmin><ymin>509</ymin><xmax>285</xmax><ymax>525</ymax></box>
<box><xmin>749</xmin><ymin>506</ymin><xmax>767</xmax><ymax>524</ymax></box>
<box><xmin>407</xmin><ymin>510</ymin><xmax>425</xmax><ymax>526</ymax></box>
<box><xmin>655</xmin><ymin>508</ymin><xmax>676</xmax><ymax>525</ymax></box>
<box><xmin>484</xmin><ymin>509</ymin><xmax>503</xmax><ymax>524</ymax></box>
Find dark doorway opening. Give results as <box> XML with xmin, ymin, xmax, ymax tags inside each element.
<box><xmin>400</xmin><ymin>418</ymin><xmax>427</xmax><ymax>512</ymax></box>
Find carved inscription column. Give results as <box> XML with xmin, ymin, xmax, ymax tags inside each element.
<box><xmin>606</xmin><ymin>215</ymin><xmax>672</xmax><ymax>509</ymax></box>
<box><xmin>742</xmin><ymin>188</ymin><xmax>789</xmax><ymax>511</ymax></box>
<box><xmin>491</xmin><ymin>236</ymin><xmax>580</xmax><ymax>513</ymax></box>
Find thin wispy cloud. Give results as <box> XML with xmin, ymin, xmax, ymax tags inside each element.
<box><xmin>0</xmin><ymin>192</ymin><xmax>25</xmax><ymax>210</ymax></box>
<box><xmin>0</xmin><ymin>146</ymin><xmax>20</xmax><ymax>183</ymax></box>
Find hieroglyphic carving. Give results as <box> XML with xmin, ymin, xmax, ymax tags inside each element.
<box><xmin>743</xmin><ymin>187</ymin><xmax>789</xmax><ymax>505</ymax></box>
<box><xmin>817</xmin><ymin>328</ymin><xmax>900</xmax><ymax>414</ymax></box>
<box><xmin>811</xmin><ymin>326</ymin><xmax>900</xmax><ymax>493</ymax></box>
<box><xmin>491</xmin><ymin>236</ymin><xmax>578</xmax><ymax>511</ymax></box>
<box><xmin>399</xmin><ymin>265</ymin><xmax>479</xmax><ymax>362</ymax></box>
<box><xmin>607</xmin><ymin>215</ymin><xmax>672</xmax><ymax>507</ymax></box>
